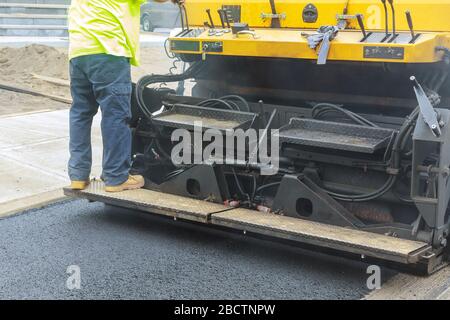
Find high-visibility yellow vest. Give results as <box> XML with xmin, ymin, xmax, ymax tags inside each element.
<box><xmin>68</xmin><ymin>0</ymin><xmax>146</xmax><ymax>66</ymax></box>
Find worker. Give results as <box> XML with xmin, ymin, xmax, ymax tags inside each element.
<box><xmin>67</xmin><ymin>0</ymin><xmax>181</xmax><ymax>192</ymax></box>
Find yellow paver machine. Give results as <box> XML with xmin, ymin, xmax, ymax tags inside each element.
<box><xmin>65</xmin><ymin>0</ymin><xmax>450</xmax><ymax>274</ymax></box>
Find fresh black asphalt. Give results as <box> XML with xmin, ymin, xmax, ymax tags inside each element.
<box><xmin>0</xmin><ymin>199</ymin><xmax>395</xmax><ymax>299</ymax></box>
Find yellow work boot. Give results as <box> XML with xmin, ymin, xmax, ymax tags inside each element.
<box><xmin>105</xmin><ymin>175</ymin><xmax>145</xmax><ymax>193</ymax></box>
<box><xmin>70</xmin><ymin>180</ymin><xmax>90</xmax><ymax>190</ymax></box>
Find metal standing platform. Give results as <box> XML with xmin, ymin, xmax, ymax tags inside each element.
<box><xmin>276</xmin><ymin>118</ymin><xmax>396</xmax><ymax>154</ymax></box>
<box><xmin>64</xmin><ymin>181</ymin><xmax>434</xmax><ymax>269</ymax></box>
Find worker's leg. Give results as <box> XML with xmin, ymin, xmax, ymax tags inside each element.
<box><xmin>68</xmin><ymin>56</ymin><xmax>99</xmax><ymax>183</ymax></box>
<box><xmin>89</xmin><ymin>54</ymin><xmax>132</xmax><ymax>187</ymax></box>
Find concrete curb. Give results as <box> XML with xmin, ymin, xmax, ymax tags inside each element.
<box><xmin>0</xmin><ymin>188</ymin><xmax>67</xmax><ymax>219</ymax></box>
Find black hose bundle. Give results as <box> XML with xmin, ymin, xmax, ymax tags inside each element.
<box><xmin>312</xmin><ymin>103</ymin><xmax>378</xmax><ymax>128</ymax></box>
<box><xmin>324</xmin><ymin>107</ymin><xmax>420</xmax><ymax>202</ymax></box>
<box><xmin>196</xmin><ymin>95</ymin><xmax>250</xmax><ymax>112</ymax></box>
<box><xmin>135</xmin><ymin>62</ymin><xmax>205</xmax><ymax>119</ymax></box>
<box><xmin>309</xmin><ymin>101</ymin><xmax>421</xmax><ymax>202</ymax></box>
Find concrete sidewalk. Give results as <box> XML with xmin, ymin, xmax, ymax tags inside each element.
<box><xmin>0</xmin><ymin>109</ymin><xmax>102</xmax><ymax>216</ymax></box>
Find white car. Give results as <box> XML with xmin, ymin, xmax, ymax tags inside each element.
<box><xmin>141</xmin><ymin>0</ymin><xmax>181</xmax><ymax>32</ymax></box>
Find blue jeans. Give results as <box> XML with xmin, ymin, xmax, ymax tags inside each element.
<box><xmin>69</xmin><ymin>54</ymin><xmax>132</xmax><ymax>186</ymax></box>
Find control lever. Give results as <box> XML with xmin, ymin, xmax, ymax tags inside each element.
<box><xmin>217</xmin><ymin>9</ymin><xmax>225</xmax><ymax>28</ymax></box>
<box><xmin>405</xmin><ymin>11</ymin><xmax>420</xmax><ymax>43</ymax></box>
<box><xmin>337</xmin><ymin>0</ymin><xmax>349</xmax><ymax>29</ymax></box>
<box><xmin>380</xmin><ymin>0</ymin><xmax>390</xmax><ymax>42</ymax></box>
<box><xmin>387</xmin><ymin>0</ymin><xmax>398</xmax><ymax>42</ymax></box>
<box><xmin>206</xmin><ymin>9</ymin><xmax>225</xmax><ymax>36</ymax></box>
<box><xmin>217</xmin><ymin>9</ymin><xmax>231</xmax><ymax>33</ymax></box>
<box><xmin>356</xmin><ymin>14</ymin><xmax>371</xmax><ymax>42</ymax></box>
<box><xmin>223</xmin><ymin>9</ymin><xmax>231</xmax><ymax>29</ymax></box>
<box><xmin>206</xmin><ymin>9</ymin><xmax>215</xmax><ymax>29</ymax></box>
<box><xmin>411</xmin><ymin>76</ymin><xmax>442</xmax><ymax>137</ymax></box>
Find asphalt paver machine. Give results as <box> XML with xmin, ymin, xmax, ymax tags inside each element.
<box><xmin>65</xmin><ymin>0</ymin><xmax>450</xmax><ymax>274</ymax></box>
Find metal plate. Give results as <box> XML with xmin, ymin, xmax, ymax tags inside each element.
<box><xmin>302</xmin><ymin>3</ymin><xmax>318</xmax><ymax>23</ymax></box>
<box><xmin>170</xmin><ymin>40</ymin><xmax>200</xmax><ymax>52</ymax></box>
<box><xmin>152</xmin><ymin>104</ymin><xmax>256</xmax><ymax>132</ymax></box>
<box><xmin>202</xmin><ymin>41</ymin><xmax>223</xmax><ymax>53</ymax></box>
<box><xmin>222</xmin><ymin>5</ymin><xmax>241</xmax><ymax>23</ymax></box>
<box><xmin>364</xmin><ymin>46</ymin><xmax>405</xmax><ymax>60</ymax></box>
<box><xmin>276</xmin><ymin>118</ymin><xmax>395</xmax><ymax>153</ymax></box>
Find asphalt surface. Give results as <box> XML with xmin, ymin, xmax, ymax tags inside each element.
<box><xmin>0</xmin><ymin>199</ymin><xmax>395</xmax><ymax>299</ymax></box>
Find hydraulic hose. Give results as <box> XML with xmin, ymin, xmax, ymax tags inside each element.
<box><xmin>196</xmin><ymin>96</ymin><xmax>250</xmax><ymax>112</ymax></box>
<box><xmin>197</xmin><ymin>98</ymin><xmax>235</xmax><ymax>110</ymax></box>
<box><xmin>135</xmin><ymin>62</ymin><xmax>205</xmax><ymax>119</ymax></box>
<box><xmin>312</xmin><ymin>103</ymin><xmax>379</xmax><ymax>128</ymax></box>
<box><xmin>322</xmin><ymin>107</ymin><xmax>419</xmax><ymax>202</ymax></box>
<box><xmin>255</xmin><ymin>182</ymin><xmax>281</xmax><ymax>196</ymax></box>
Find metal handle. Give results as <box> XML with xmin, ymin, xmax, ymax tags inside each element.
<box><xmin>217</xmin><ymin>9</ymin><xmax>226</xmax><ymax>29</ymax></box>
<box><xmin>260</xmin><ymin>12</ymin><xmax>286</xmax><ymax>20</ymax></box>
<box><xmin>236</xmin><ymin>30</ymin><xmax>259</xmax><ymax>39</ymax></box>
<box><xmin>380</xmin><ymin>0</ymin><xmax>389</xmax><ymax>39</ymax></box>
<box><xmin>206</xmin><ymin>9</ymin><xmax>215</xmax><ymax>29</ymax></box>
<box><xmin>406</xmin><ymin>11</ymin><xmax>415</xmax><ymax>38</ymax></box>
<box><xmin>410</xmin><ymin>76</ymin><xmax>442</xmax><ymax>137</ymax></box>
<box><xmin>387</xmin><ymin>0</ymin><xmax>396</xmax><ymax>40</ymax></box>
<box><xmin>356</xmin><ymin>14</ymin><xmax>367</xmax><ymax>38</ymax></box>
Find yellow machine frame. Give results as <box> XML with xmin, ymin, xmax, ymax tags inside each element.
<box><xmin>169</xmin><ymin>0</ymin><xmax>450</xmax><ymax>63</ymax></box>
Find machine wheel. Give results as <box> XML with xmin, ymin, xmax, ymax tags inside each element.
<box><xmin>142</xmin><ymin>15</ymin><xmax>154</xmax><ymax>32</ymax></box>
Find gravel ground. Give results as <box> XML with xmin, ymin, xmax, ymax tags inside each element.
<box><xmin>0</xmin><ymin>200</ymin><xmax>394</xmax><ymax>300</ymax></box>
